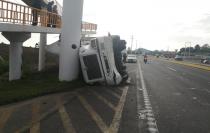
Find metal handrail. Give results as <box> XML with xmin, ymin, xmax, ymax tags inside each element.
<box><xmin>0</xmin><ymin>0</ymin><xmax>61</xmax><ymax>28</ymax></box>
<box><xmin>0</xmin><ymin>0</ymin><xmax>98</xmax><ymax>33</ymax></box>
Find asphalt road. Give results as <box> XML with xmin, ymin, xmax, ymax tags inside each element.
<box><xmin>138</xmin><ymin>57</ymin><xmax>210</xmax><ymax>133</ymax></box>
<box><xmin>1</xmin><ymin>56</ymin><xmax>210</xmax><ymax>133</ymax></box>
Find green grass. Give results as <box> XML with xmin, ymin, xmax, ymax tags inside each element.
<box><xmin>0</xmin><ymin>66</ymin><xmax>85</xmax><ymax>106</ymax></box>
<box><xmin>0</xmin><ymin>61</ymin><xmax>9</xmax><ymax>75</ymax></box>
<box><xmin>0</xmin><ymin>43</ymin><xmax>85</xmax><ymax>105</ymax></box>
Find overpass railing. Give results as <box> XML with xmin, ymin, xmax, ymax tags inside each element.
<box><xmin>0</xmin><ymin>0</ymin><xmax>98</xmax><ymax>34</ymax></box>
<box><xmin>0</xmin><ymin>0</ymin><xmax>61</xmax><ymax>28</ymax></box>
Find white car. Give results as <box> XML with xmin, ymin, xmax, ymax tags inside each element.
<box><xmin>174</xmin><ymin>55</ymin><xmax>183</xmax><ymax>61</ymax></box>
<box><xmin>126</xmin><ymin>54</ymin><xmax>137</xmax><ymax>63</ymax></box>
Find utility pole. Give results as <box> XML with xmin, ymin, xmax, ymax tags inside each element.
<box><xmin>135</xmin><ymin>40</ymin><xmax>138</xmax><ymax>54</ymax></box>
<box><xmin>131</xmin><ymin>35</ymin><xmax>134</xmax><ymax>54</ymax></box>
<box><xmin>184</xmin><ymin>43</ymin><xmax>186</xmax><ymax>57</ymax></box>
<box><xmin>185</xmin><ymin>42</ymin><xmax>191</xmax><ymax>57</ymax></box>
<box><xmin>189</xmin><ymin>42</ymin><xmax>191</xmax><ymax>57</ymax></box>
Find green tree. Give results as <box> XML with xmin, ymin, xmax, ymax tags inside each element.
<box><xmin>202</xmin><ymin>44</ymin><xmax>209</xmax><ymax>48</ymax></box>
<box><xmin>127</xmin><ymin>47</ymin><xmax>132</xmax><ymax>54</ymax></box>
<box><xmin>194</xmin><ymin>44</ymin><xmax>201</xmax><ymax>52</ymax></box>
<box><xmin>201</xmin><ymin>44</ymin><xmax>210</xmax><ymax>52</ymax></box>
<box><xmin>179</xmin><ymin>48</ymin><xmax>185</xmax><ymax>53</ymax></box>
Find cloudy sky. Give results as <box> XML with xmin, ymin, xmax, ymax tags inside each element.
<box><xmin>81</xmin><ymin>0</ymin><xmax>210</xmax><ymax>51</ymax></box>
<box><xmin>1</xmin><ymin>0</ymin><xmax>210</xmax><ymax>51</ymax></box>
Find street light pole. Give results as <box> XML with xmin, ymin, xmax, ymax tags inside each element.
<box><xmin>135</xmin><ymin>40</ymin><xmax>138</xmax><ymax>54</ymax></box>
<box><xmin>131</xmin><ymin>35</ymin><xmax>134</xmax><ymax>54</ymax></box>
<box><xmin>184</xmin><ymin>43</ymin><xmax>186</xmax><ymax>57</ymax></box>
<box><xmin>189</xmin><ymin>42</ymin><xmax>191</xmax><ymax>57</ymax></box>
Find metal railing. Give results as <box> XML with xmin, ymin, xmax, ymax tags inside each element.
<box><xmin>0</xmin><ymin>0</ymin><xmax>61</xmax><ymax>28</ymax></box>
<box><xmin>0</xmin><ymin>0</ymin><xmax>98</xmax><ymax>33</ymax></box>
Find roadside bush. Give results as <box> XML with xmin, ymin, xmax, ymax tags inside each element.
<box><xmin>0</xmin><ymin>61</ymin><xmax>9</xmax><ymax>75</ymax></box>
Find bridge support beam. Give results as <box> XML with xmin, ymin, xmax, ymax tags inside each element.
<box><xmin>59</xmin><ymin>0</ymin><xmax>84</xmax><ymax>81</ymax></box>
<box><xmin>2</xmin><ymin>32</ymin><xmax>31</xmax><ymax>81</ymax></box>
<box><xmin>39</xmin><ymin>33</ymin><xmax>47</xmax><ymax>71</ymax></box>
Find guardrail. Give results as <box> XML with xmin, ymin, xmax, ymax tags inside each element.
<box><xmin>0</xmin><ymin>0</ymin><xmax>61</xmax><ymax>28</ymax></box>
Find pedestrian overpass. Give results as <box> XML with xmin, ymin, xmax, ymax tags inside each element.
<box><xmin>0</xmin><ymin>0</ymin><xmax>97</xmax><ymax>81</ymax></box>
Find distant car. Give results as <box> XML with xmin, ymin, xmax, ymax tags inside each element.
<box><xmin>174</xmin><ymin>55</ymin><xmax>183</xmax><ymax>61</ymax></box>
<box><xmin>201</xmin><ymin>57</ymin><xmax>210</xmax><ymax>64</ymax></box>
<box><xmin>126</xmin><ymin>54</ymin><xmax>137</xmax><ymax>63</ymax></box>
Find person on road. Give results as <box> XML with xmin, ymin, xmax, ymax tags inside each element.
<box><xmin>144</xmin><ymin>54</ymin><xmax>148</xmax><ymax>64</ymax></box>
<box><xmin>47</xmin><ymin>1</ymin><xmax>54</xmax><ymax>27</ymax></box>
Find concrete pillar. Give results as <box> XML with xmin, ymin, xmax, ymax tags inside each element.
<box><xmin>2</xmin><ymin>32</ymin><xmax>31</xmax><ymax>81</ymax></box>
<box><xmin>39</xmin><ymin>33</ymin><xmax>47</xmax><ymax>71</ymax></box>
<box><xmin>59</xmin><ymin>0</ymin><xmax>84</xmax><ymax>81</ymax></box>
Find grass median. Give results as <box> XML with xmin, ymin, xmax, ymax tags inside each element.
<box><xmin>0</xmin><ymin>67</ymin><xmax>85</xmax><ymax>106</ymax></box>
<box><xmin>163</xmin><ymin>59</ymin><xmax>210</xmax><ymax>71</ymax></box>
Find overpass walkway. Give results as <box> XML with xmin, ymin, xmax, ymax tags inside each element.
<box><xmin>0</xmin><ymin>0</ymin><xmax>97</xmax><ymax>81</ymax></box>
<box><xmin>0</xmin><ymin>0</ymin><xmax>97</xmax><ymax>34</ymax></box>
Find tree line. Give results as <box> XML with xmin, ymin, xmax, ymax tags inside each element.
<box><xmin>178</xmin><ymin>44</ymin><xmax>210</xmax><ymax>54</ymax></box>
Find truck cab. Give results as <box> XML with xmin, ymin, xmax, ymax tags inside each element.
<box><xmin>79</xmin><ymin>36</ymin><xmax>127</xmax><ymax>85</ymax></box>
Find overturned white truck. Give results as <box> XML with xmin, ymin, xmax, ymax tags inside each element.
<box><xmin>79</xmin><ymin>35</ymin><xmax>128</xmax><ymax>85</ymax></box>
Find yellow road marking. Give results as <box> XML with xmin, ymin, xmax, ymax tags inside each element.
<box><xmin>57</xmin><ymin>97</ymin><xmax>76</xmax><ymax>133</ymax></box>
<box><xmin>14</xmin><ymin>90</ymin><xmax>82</xmax><ymax>133</ymax></box>
<box><xmin>90</xmin><ymin>90</ymin><xmax>116</xmax><ymax>111</ymax></box>
<box><xmin>30</xmin><ymin>103</ymin><xmax>40</xmax><ymax>133</ymax></box>
<box><xmin>0</xmin><ymin>108</ymin><xmax>14</xmax><ymax>132</ymax></box>
<box><xmin>105</xmin><ymin>86</ymin><xmax>129</xmax><ymax>133</ymax></box>
<box><xmin>162</xmin><ymin>59</ymin><xmax>210</xmax><ymax>71</ymax></box>
<box><xmin>59</xmin><ymin>106</ymin><xmax>76</xmax><ymax>133</ymax></box>
<box><xmin>105</xmin><ymin>89</ymin><xmax>121</xmax><ymax>99</ymax></box>
<box><xmin>77</xmin><ymin>94</ymin><xmax>108</xmax><ymax>132</ymax></box>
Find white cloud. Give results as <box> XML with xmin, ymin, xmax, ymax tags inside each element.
<box><xmin>80</xmin><ymin>0</ymin><xmax>210</xmax><ymax>50</ymax></box>
<box><xmin>2</xmin><ymin>0</ymin><xmax>210</xmax><ymax>51</ymax></box>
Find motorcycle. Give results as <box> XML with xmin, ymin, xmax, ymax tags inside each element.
<box><xmin>144</xmin><ymin>57</ymin><xmax>147</xmax><ymax>64</ymax></box>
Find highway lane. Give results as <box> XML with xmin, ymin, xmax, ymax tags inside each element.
<box><xmin>139</xmin><ymin>57</ymin><xmax>210</xmax><ymax>133</ymax></box>
<box><xmin>1</xmin><ymin>57</ymin><xmax>210</xmax><ymax>133</ymax></box>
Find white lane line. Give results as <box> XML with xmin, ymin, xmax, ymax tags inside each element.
<box><xmin>137</xmin><ymin>60</ymin><xmax>159</xmax><ymax>133</ymax></box>
<box><xmin>167</xmin><ymin>67</ymin><xmax>177</xmax><ymax>72</ymax></box>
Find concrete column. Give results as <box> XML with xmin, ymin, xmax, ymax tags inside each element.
<box><xmin>59</xmin><ymin>0</ymin><xmax>84</xmax><ymax>81</ymax></box>
<box><xmin>39</xmin><ymin>33</ymin><xmax>47</xmax><ymax>71</ymax></box>
<box><xmin>9</xmin><ymin>42</ymin><xmax>22</xmax><ymax>81</ymax></box>
<box><xmin>2</xmin><ymin>32</ymin><xmax>31</xmax><ymax>81</ymax></box>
